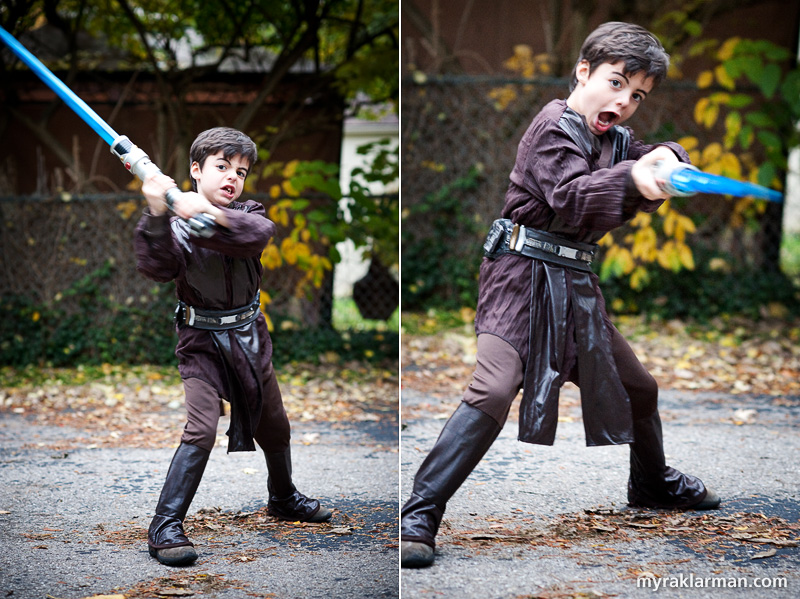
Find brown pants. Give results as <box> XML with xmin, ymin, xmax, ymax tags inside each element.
<box><xmin>463</xmin><ymin>330</ymin><xmax>658</xmax><ymax>427</ymax></box>
<box><xmin>181</xmin><ymin>361</ymin><xmax>291</xmax><ymax>453</ymax></box>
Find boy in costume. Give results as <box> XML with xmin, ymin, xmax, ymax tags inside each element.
<box><xmin>135</xmin><ymin>127</ymin><xmax>331</xmax><ymax>567</ymax></box>
<box><xmin>401</xmin><ymin>22</ymin><xmax>720</xmax><ymax>569</ymax></box>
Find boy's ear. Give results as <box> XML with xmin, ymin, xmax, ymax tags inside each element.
<box><xmin>575</xmin><ymin>60</ymin><xmax>591</xmax><ymax>85</ymax></box>
<box><xmin>190</xmin><ymin>161</ymin><xmax>201</xmax><ymax>181</ymax></box>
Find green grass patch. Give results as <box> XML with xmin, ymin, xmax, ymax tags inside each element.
<box><xmin>332</xmin><ymin>297</ymin><xmax>399</xmax><ymax>333</ymax></box>
<box><xmin>782</xmin><ymin>232</ymin><xmax>800</xmax><ymax>278</ymax></box>
<box><xmin>0</xmin><ymin>363</ymin><xmax>180</xmax><ymax>390</ymax></box>
<box><xmin>400</xmin><ymin>307</ymin><xmax>476</xmax><ymax>336</ymax></box>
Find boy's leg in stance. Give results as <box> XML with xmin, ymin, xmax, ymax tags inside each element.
<box><xmin>605</xmin><ymin>327</ymin><xmax>720</xmax><ymax>510</ymax></box>
<box><xmin>401</xmin><ymin>334</ymin><xmax>522</xmax><ymax>568</ymax></box>
<box><xmin>148</xmin><ymin>377</ymin><xmax>218</xmax><ymax>566</ymax></box>
<box><xmin>253</xmin><ymin>362</ymin><xmax>331</xmax><ymax>523</ymax></box>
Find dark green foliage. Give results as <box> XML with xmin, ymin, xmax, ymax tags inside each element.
<box><xmin>270</xmin><ymin>325</ymin><xmax>398</xmax><ymax>366</ymax></box>
<box><xmin>0</xmin><ymin>260</ymin><xmax>177</xmax><ymax>366</ymax></box>
<box><xmin>0</xmin><ymin>260</ymin><xmax>397</xmax><ymax>368</ymax></box>
<box><xmin>601</xmin><ymin>249</ymin><xmax>800</xmax><ymax>321</ymax></box>
<box><xmin>401</xmin><ymin>166</ymin><xmax>485</xmax><ymax>310</ymax></box>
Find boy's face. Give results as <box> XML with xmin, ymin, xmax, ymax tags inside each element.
<box><xmin>567</xmin><ymin>60</ymin><xmax>654</xmax><ymax>136</ymax></box>
<box><xmin>191</xmin><ymin>151</ymin><xmax>250</xmax><ymax>206</ymax></box>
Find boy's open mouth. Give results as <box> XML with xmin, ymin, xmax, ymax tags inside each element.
<box><xmin>221</xmin><ymin>185</ymin><xmax>235</xmax><ymax>198</ymax></box>
<box><xmin>596</xmin><ymin>111</ymin><xmax>618</xmax><ymax>131</ymax></box>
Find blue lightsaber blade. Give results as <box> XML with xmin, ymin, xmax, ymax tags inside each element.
<box><xmin>0</xmin><ymin>25</ymin><xmax>216</xmax><ymax>236</ymax></box>
<box><xmin>656</xmin><ymin>162</ymin><xmax>784</xmax><ymax>203</ymax></box>
<box><xmin>0</xmin><ymin>25</ymin><xmax>118</xmax><ymax>145</ymax></box>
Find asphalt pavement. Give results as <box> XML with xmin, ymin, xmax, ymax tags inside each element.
<box><xmin>0</xmin><ymin>415</ymin><xmax>398</xmax><ymax>599</ymax></box>
<box><xmin>400</xmin><ymin>386</ymin><xmax>800</xmax><ymax>598</ymax></box>
<box><xmin>3</xmin><ymin>380</ymin><xmax>798</xmax><ymax>599</ymax></box>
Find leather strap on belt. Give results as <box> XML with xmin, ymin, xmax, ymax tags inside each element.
<box><xmin>483</xmin><ymin>219</ymin><xmax>597</xmax><ymax>272</ymax></box>
<box><xmin>176</xmin><ymin>294</ymin><xmax>261</xmax><ymax>331</ymax></box>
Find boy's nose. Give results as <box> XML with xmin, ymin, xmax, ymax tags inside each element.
<box><xmin>616</xmin><ymin>97</ymin><xmax>634</xmax><ymax>113</ymax></box>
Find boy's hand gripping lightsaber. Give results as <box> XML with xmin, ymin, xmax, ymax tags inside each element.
<box><xmin>0</xmin><ymin>25</ymin><xmax>216</xmax><ymax>237</ymax></box>
<box><xmin>655</xmin><ymin>161</ymin><xmax>783</xmax><ymax>203</ymax></box>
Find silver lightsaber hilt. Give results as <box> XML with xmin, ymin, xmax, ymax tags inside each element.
<box><xmin>654</xmin><ymin>161</ymin><xmax>699</xmax><ymax>198</ymax></box>
<box><xmin>110</xmin><ymin>135</ymin><xmax>216</xmax><ymax>238</ymax></box>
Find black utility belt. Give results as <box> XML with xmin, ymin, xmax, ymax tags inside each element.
<box><xmin>175</xmin><ymin>295</ymin><xmax>261</xmax><ymax>331</ymax></box>
<box><xmin>483</xmin><ymin>219</ymin><xmax>597</xmax><ymax>272</ymax></box>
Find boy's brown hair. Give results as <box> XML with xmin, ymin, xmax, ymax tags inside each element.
<box><xmin>189</xmin><ymin>127</ymin><xmax>258</xmax><ymax>191</ymax></box>
<box><xmin>569</xmin><ymin>22</ymin><xmax>670</xmax><ymax>92</ymax></box>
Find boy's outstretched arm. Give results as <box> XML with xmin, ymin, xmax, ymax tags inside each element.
<box><xmin>142</xmin><ymin>174</ymin><xmax>230</xmax><ymax>228</ymax></box>
<box><xmin>141</xmin><ymin>173</ymin><xmax>275</xmax><ymax>259</ymax></box>
<box><xmin>193</xmin><ymin>202</ymin><xmax>276</xmax><ymax>259</ymax></box>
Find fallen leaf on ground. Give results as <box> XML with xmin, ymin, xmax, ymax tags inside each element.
<box><xmin>1</xmin><ymin>362</ymin><xmax>397</xmax><ymax>451</ymax></box>
<box><xmin>401</xmin><ymin>315</ymin><xmax>800</xmax><ymax>418</ymax></box>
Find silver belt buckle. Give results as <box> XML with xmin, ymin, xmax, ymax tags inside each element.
<box><xmin>219</xmin><ymin>314</ymin><xmax>238</xmax><ymax>325</ymax></box>
<box><xmin>514</xmin><ymin>224</ymin><xmax>527</xmax><ymax>252</ymax></box>
<box><xmin>557</xmin><ymin>245</ymin><xmax>579</xmax><ymax>260</ymax></box>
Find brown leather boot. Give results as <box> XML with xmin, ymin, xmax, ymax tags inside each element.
<box><xmin>265</xmin><ymin>448</ymin><xmax>331</xmax><ymax>522</ymax></box>
<box><xmin>628</xmin><ymin>411</ymin><xmax>719</xmax><ymax>510</ymax></box>
<box><xmin>401</xmin><ymin>402</ymin><xmax>502</xmax><ymax>568</ymax></box>
<box><xmin>148</xmin><ymin>443</ymin><xmax>209</xmax><ymax>566</ymax></box>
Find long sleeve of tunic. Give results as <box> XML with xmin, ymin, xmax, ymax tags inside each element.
<box><xmin>134</xmin><ymin>200</ymin><xmax>276</xmax><ymax>451</ymax></box>
<box><xmin>475</xmin><ymin>99</ymin><xmax>690</xmax><ymax>446</ymax></box>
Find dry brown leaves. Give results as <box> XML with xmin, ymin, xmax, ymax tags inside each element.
<box><xmin>278</xmin><ymin>363</ymin><xmax>398</xmax><ymax>426</ymax></box>
<box><xmin>401</xmin><ymin>315</ymin><xmax>800</xmax><ymax>414</ymax></box>
<box><xmin>2</xmin><ymin>372</ymin><xmax>187</xmax><ymax>450</ymax></box>
<box><xmin>447</xmin><ymin>508</ymin><xmax>799</xmax><ymax>560</ymax></box>
<box><xmin>618</xmin><ymin>316</ymin><xmax>800</xmax><ymax>396</ymax></box>
<box><xmin>1</xmin><ymin>362</ymin><xmax>398</xmax><ymax>451</ymax></box>
<box><xmin>93</xmin><ymin>504</ymin><xmax>396</xmax><ymax>551</ymax></box>
<box><xmin>401</xmin><ymin>328</ymin><xmax>477</xmax><ymax>399</ymax></box>
<box><xmin>37</xmin><ymin>503</ymin><xmax>396</xmax><ymax>597</ymax></box>
<box><xmin>110</xmin><ymin>572</ymin><xmax>240</xmax><ymax>599</ymax></box>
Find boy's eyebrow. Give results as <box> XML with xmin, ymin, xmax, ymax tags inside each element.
<box><xmin>611</xmin><ymin>71</ymin><xmax>630</xmax><ymax>83</ymax></box>
<box><xmin>215</xmin><ymin>156</ymin><xmax>250</xmax><ymax>174</ymax></box>
<box><xmin>612</xmin><ymin>70</ymin><xmax>649</xmax><ymax>97</ymax></box>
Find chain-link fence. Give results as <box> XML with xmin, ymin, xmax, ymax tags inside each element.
<box><xmin>0</xmin><ymin>193</ymin><xmax>397</xmax><ymax>328</ymax></box>
<box><xmin>401</xmin><ymin>76</ymin><xmax>788</xmax><ymax>308</ymax></box>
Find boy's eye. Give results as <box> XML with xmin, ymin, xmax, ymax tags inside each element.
<box><xmin>632</xmin><ymin>92</ymin><xmax>644</xmax><ymax>103</ymax></box>
<box><xmin>216</xmin><ymin>164</ymin><xmax>226</xmax><ymax>171</ymax></box>
<box><xmin>610</xmin><ymin>79</ymin><xmax>622</xmax><ymax>89</ymax></box>
<box><xmin>237</xmin><ymin>170</ymin><xmax>247</xmax><ymax>178</ymax></box>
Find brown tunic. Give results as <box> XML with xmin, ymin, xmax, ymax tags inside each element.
<box><xmin>475</xmin><ymin>99</ymin><xmax>689</xmax><ymax>446</ymax></box>
<box><xmin>134</xmin><ymin>200</ymin><xmax>276</xmax><ymax>452</ymax></box>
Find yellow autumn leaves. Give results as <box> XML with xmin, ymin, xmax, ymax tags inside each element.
<box><xmin>261</xmin><ymin>237</ymin><xmax>331</xmax><ymax>287</ymax></box>
<box><xmin>487</xmin><ymin>44</ymin><xmax>551</xmax><ymax>111</ymax></box>
<box><xmin>600</xmin><ymin>203</ymin><xmax>697</xmax><ymax>290</ymax></box>
<box><xmin>263</xmin><ymin>202</ymin><xmax>332</xmax><ymax>283</ymax></box>
<box><xmin>269</xmin><ymin>159</ymin><xmax>302</xmax><ymax>199</ymax></box>
<box><xmin>696</xmin><ymin>37</ymin><xmax>740</xmax><ymax>91</ymax></box>
<box><xmin>259</xmin><ymin>160</ymin><xmax>335</xmax><ymax>329</ymax></box>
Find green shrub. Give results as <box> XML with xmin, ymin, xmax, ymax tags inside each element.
<box><xmin>601</xmin><ymin>249</ymin><xmax>800</xmax><ymax>321</ymax></box>
<box><xmin>270</xmin><ymin>324</ymin><xmax>398</xmax><ymax>366</ymax></box>
<box><xmin>0</xmin><ymin>260</ymin><xmax>397</xmax><ymax>368</ymax></box>
<box><xmin>0</xmin><ymin>261</ymin><xmax>177</xmax><ymax>366</ymax></box>
<box><xmin>401</xmin><ymin>167</ymin><xmax>485</xmax><ymax>310</ymax></box>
